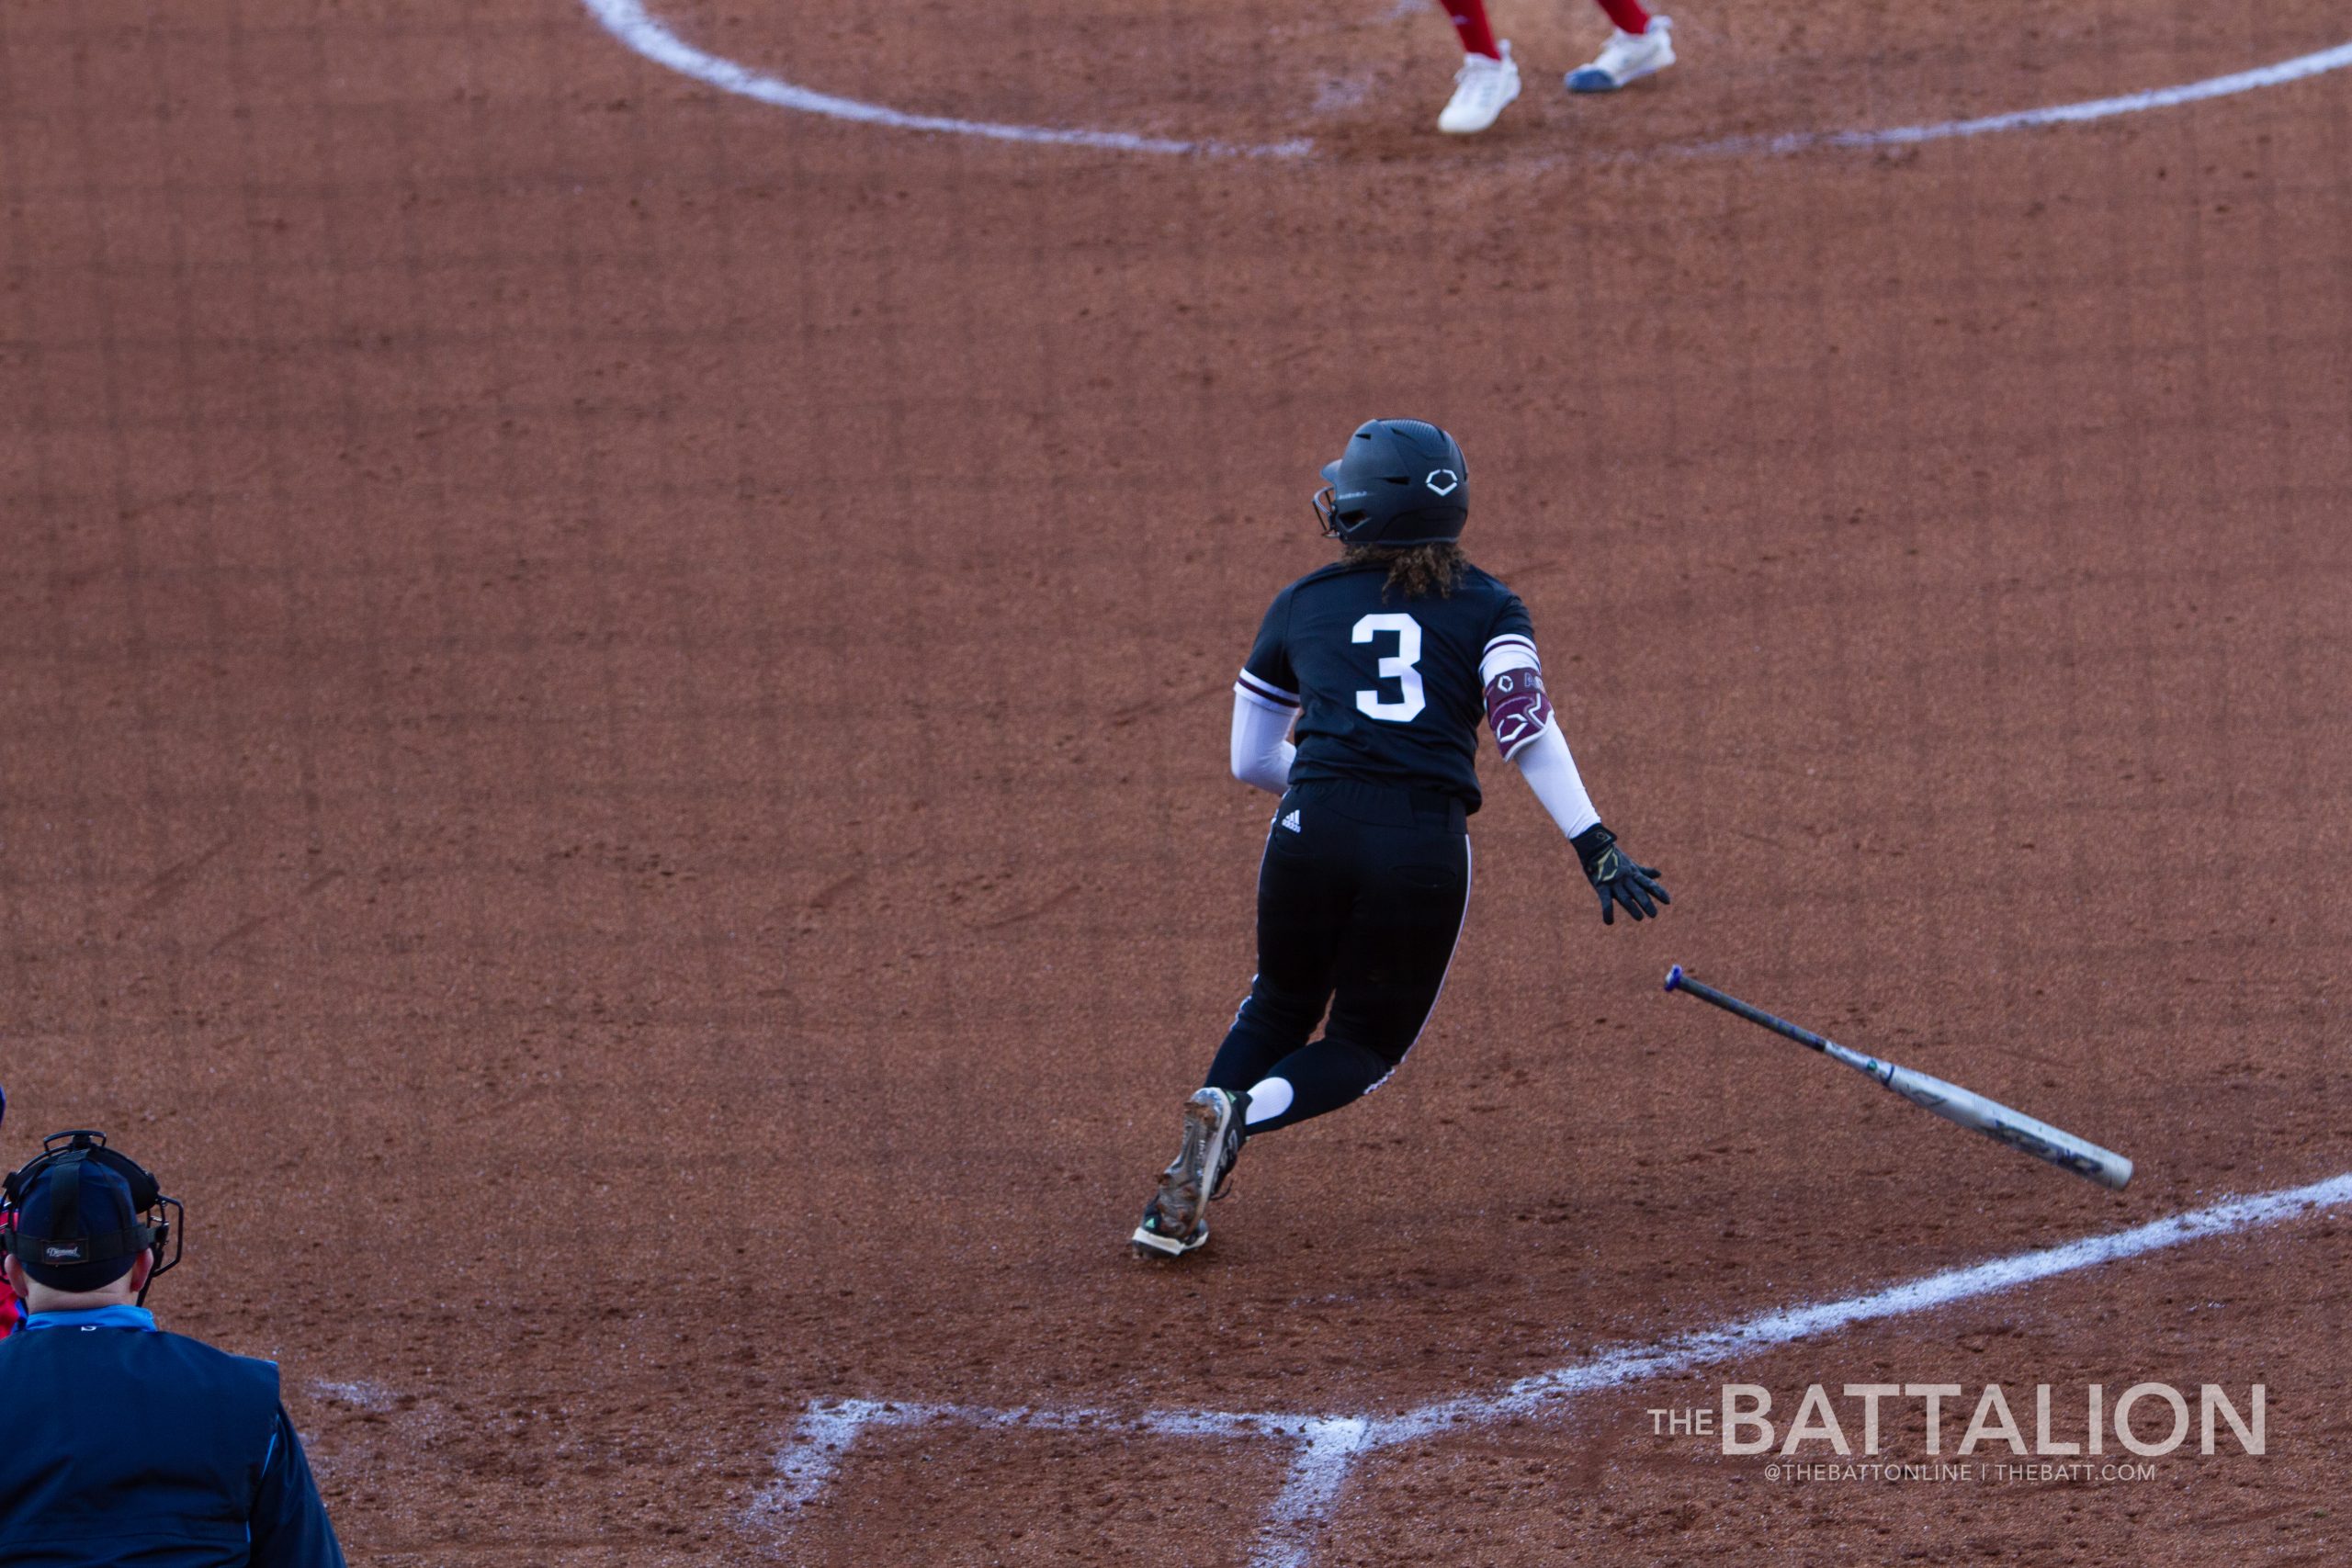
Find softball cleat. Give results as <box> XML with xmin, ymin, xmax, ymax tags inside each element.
<box><xmin>1130</xmin><ymin>1088</ymin><xmax>1247</xmax><ymax>1258</ymax></box>
<box><xmin>1567</xmin><ymin>17</ymin><xmax>1674</xmax><ymax>93</ymax></box>
<box><xmin>1438</xmin><ymin>42</ymin><xmax>1521</xmax><ymax>134</ymax></box>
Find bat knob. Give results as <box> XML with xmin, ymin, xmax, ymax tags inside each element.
<box><xmin>1663</xmin><ymin>964</ymin><xmax>1684</xmax><ymax>993</ymax></box>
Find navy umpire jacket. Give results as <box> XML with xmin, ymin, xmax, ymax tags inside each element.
<box><xmin>0</xmin><ymin>1304</ymin><xmax>345</xmax><ymax>1567</ymax></box>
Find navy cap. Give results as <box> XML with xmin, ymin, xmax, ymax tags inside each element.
<box><xmin>10</xmin><ymin>1151</ymin><xmax>147</xmax><ymax>1292</ymax></box>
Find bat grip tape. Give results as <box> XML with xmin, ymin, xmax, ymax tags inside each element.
<box><xmin>1666</xmin><ymin>968</ymin><xmax>1836</xmax><ymax>1054</ymax></box>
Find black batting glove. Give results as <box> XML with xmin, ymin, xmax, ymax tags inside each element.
<box><xmin>1571</xmin><ymin>823</ymin><xmax>1669</xmax><ymax>925</ymax></box>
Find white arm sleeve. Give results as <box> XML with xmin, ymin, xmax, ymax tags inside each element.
<box><xmin>1512</xmin><ymin>718</ymin><xmax>1600</xmax><ymax>840</ymax></box>
<box><xmin>1229</xmin><ymin>687</ymin><xmax>1297</xmax><ymax>795</ymax></box>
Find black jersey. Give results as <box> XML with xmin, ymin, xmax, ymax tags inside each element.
<box><xmin>1237</xmin><ymin>558</ymin><xmax>1534</xmax><ymax>813</ymax></box>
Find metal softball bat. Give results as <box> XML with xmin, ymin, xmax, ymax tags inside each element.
<box><xmin>1663</xmin><ymin>965</ymin><xmax>2132</xmax><ymax>1190</ymax></box>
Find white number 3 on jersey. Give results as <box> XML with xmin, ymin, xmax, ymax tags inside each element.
<box><xmin>1351</xmin><ymin>613</ymin><xmax>1426</xmax><ymax>723</ymax></box>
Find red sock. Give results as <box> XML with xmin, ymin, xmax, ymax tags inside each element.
<box><xmin>1595</xmin><ymin>0</ymin><xmax>1652</xmax><ymax>33</ymax></box>
<box><xmin>1442</xmin><ymin>0</ymin><xmax>1500</xmax><ymax>59</ymax></box>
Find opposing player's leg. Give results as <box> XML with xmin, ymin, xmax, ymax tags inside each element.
<box><xmin>1567</xmin><ymin>2</ymin><xmax>1675</xmax><ymax>94</ymax></box>
<box><xmin>1435</xmin><ymin>1</ymin><xmax>1521</xmax><ymax>134</ymax></box>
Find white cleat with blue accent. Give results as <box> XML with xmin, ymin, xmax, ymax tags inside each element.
<box><xmin>1567</xmin><ymin>17</ymin><xmax>1675</xmax><ymax>94</ymax></box>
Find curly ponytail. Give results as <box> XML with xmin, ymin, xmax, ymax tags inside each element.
<box><xmin>1340</xmin><ymin>542</ymin><xmax>1469</xmax><ymax>602</ymax></box>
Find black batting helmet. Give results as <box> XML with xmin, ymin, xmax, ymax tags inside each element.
<box><xmin>1311</xmin><ymin>419</ymin><xmax>1469</xmax><ymax>547</ymax></box>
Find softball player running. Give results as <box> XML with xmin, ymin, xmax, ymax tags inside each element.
<box><xmin>1132</xmin><ymin>420</ymin><xmax>1668</xmax><ymax>1258</ymax></box>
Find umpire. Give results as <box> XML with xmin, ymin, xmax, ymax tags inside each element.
<box><xmin>0</xmin><ymin>1129</ymin><xmax>345</xmax><ymax>1567</ymax></box>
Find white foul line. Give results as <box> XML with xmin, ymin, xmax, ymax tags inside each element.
<box><xmin>578</xmin><ymin>0</ymin><xmax>2352</xmax><ymax>162</ymax></box>
<box><xmin>576</xmin><ymin>0</ymin><xmax>1307</xmax><ymax>156</ymax></box>
<box><xmin>1693</xmin><ymin>38</ymin><xmax>2352</xmax><ymax>154</ymax></box>
<box><xmin>752</xmin><ymin>1169</ymin><xmax>2352</xmax><ymax>1568</ymax></box>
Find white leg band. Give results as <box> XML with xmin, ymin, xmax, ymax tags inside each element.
<box><xmin>1244</xmin><ymin>1077</ymin><xmax>1295</xmax><ymax>1124</ymax></box>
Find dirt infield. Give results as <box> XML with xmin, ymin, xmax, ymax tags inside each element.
<box><xmin>2</xmin><ymin>0</ymin><xmax>2348</xmax><ymax>1562</ymax></box>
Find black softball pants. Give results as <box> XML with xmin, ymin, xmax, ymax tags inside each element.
<box><xmin>1204</xmin><ymin>780</ymin><xmax>1472</xmax><ymax>1134</ymax></box>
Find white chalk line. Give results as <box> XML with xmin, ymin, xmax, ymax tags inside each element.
<box><xmin>578</xmin><ymin>0</ymin><xmax>1306</xmax><ymax>156</ymax></box>
<box><xmin>1690</xmin><ymin>38</ymin><xmax>2352</xmax><ymax>155</ymax></box>
<box><xmin>580</xmin><ymin>0</ymin><xmax>2352</xmax><ymax>162</ymax></box>
<box><xmin>752</xmin><ymin>1169</ymin><xmax>2352</xmax><ymax>1568</ymax></box>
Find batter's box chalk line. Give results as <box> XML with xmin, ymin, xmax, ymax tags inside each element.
<box><xmin>749</xmin><ymin>1171</ymin><xmax>2352</xmax><ymax>1568</ymax></box>
<box><xmin>580</xmin><ymin>0</ymin><xmax>2352</xmax><ymax>161</ymax></box>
